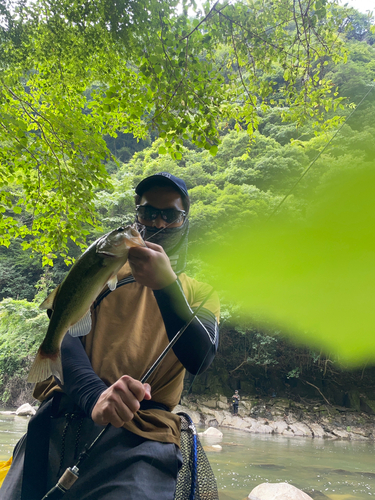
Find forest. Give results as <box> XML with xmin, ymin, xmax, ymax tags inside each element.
<box><xmin>0</xmin><ymin>0</ymin><xmax>374</xmax><ymax>409</ymax></box>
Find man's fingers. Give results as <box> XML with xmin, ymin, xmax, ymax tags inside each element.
<box><xmin>143</xmin><ymin>383</ymin><xmax>152</xmax><ymax>400</ymax></box>
<box><xmin>128</xmin><ymin>246</ymin><xmax>151</xmax><ymax>260</ymax></box>
<box><xmin>108</xmin><ymin>407</ymin><xmax>128</xmax><ymax>428</ymax></box>
<box><xmin>125</xmin><ymin>376</ymin><xmax>150</xmax><ymax>402</ymax></box>
<box><xmin>91</xmin><ymin>376</ymin><xmax>153</xmax><ymax>427</ymax></box>
<box><xmin>144</xmin><ymin>241</ymin><xmax>164</xmax><ymax>252</ymax></box>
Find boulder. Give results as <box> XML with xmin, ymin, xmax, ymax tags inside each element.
<box><xmin>282</xmin><ymin>429</ymin><xmax>295</xmax><ymax>437</ymax></box>
<box><xmin>189</xmin><ymin>410</ymin><xmax>202</xmax><ymax>425</ymax></box>
<box><xmin>242</xmin><ymin>417</ymin><xmax>257</xmax><ymax>428</ymax></box>
<box><xmin>196</xmin><ymin>397</ymin><xmax>217</xmax><ymax>409</ymax></box>
<box><xmin>308</xmin><ymin>423</ymin><xmax>326</xmax><ymax>438</ymax></box>
<box><xmin>198</xmin><ymin>427</ymin><xmax>223</xmax><ymax>438</ymax></box>
<box><xmin>16</xmin><ymin>403</ymin><xmax>36</xmax><ymax>416</ymax></box>
<box><xmin>249</xmin><ymin>422</ymin><xmax>273</xmax><ymax>434</ymax></box>
<box><xmin>289</xmin><ymin>423</ymin><xmax>313</xmax><ymax>437</ymax></box>
<box><xmin>248</xmin><ymin>482</ymin><xmax>313</xmax><ymax>500</ymax></box>
<box><xmin>349</xmin><ymin>426</ymin><xmax>371</xmax><ymax>437</ymax></box>
<box><xmin>212</xmin><ymin>410</ymin><xmax>227</xmax><ymax>426</ymax></box>
<box><xmin>173</xmin><ymin>407</ymin><xmax>202</xmax><ymax>425</ymax></box>
<box><xmin>347</xmin><ymin>431</ymin><xmax>369</xmax><ymax>440</ymax></box>
<box><xmin>231</xmin><ymin>418</ymin><xmax>253</xmax><ymax>431</ymax></box>
<box><xmin>207</xmin><ymin>419</ymin><xmax>219</xmax><ymax>427</ymax></box>
<box><xmin>204</xmin><ymin>399</ymin><xmax>218</xmax><ymax>409</ymax></box>
<box><xmin>203</xmin><ymin>444</ymin><xmax>222</xmax><ymax>452</ymax></box>
<box><xmin>217</xmin><ymin>401</ymin><xmax>229</xmax><ymax>410</ymax></box>
<box><xmin>240</xmin><ymin>400</ymin><xmax>253</xmax><ymax>411</ymax></box>
<box><xmin>221</xmin><ymin>414</ymin><xmax>244</xmax><ymax>427</ymax></box>
<box><xmin>331</xmin><ymin>428</ymin><xmax>350</xmax><ymax>439</ymax></box>
<box><xmin>268</xmin><ymin>420</ymin><xmax>288</xmax><ymax>434</ymax></box>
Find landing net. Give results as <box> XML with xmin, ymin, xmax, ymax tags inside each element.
<box><xmin>175</xmin><ymin>412</ymin><xmax>219</xmax><ymax>500</ymax></box>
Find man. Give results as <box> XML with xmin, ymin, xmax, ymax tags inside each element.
<box><xmin>1</xmin><ymin>172</ymin><xmax>220</xmax><ymax>500</ymax></box>
<box><xmin>232</xmin><ymin>390</ymin><xmax>240</xmax><ymax>416</ymax></box>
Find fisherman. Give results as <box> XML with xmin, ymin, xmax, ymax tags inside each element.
<box><xmin>232</xmin><ymin>390</ymin><xmax>240</xmax><ymax>416</ymax></box>
<box><xmin>1</xmin><ymin>172</ymin><xmax>220</xmax><ymax>500</ymax></box>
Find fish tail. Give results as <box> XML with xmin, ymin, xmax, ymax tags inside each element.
<box><xmin>27</xmin><ymin>349</ymin><xmax>64</xmax><ymax>384</ymax></box>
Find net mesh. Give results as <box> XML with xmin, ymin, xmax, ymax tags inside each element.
<box><xmin>174</xmin><ymin>412</ymin><xmax>219</xmax><ymax>500</ymax></box>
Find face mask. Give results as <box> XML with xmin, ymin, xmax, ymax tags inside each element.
<box><xmin>135</xmin><ymin>219</ymin><xmax>189</xmax><ymax>273</ymax></box>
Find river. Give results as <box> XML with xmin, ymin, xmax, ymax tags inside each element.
<box><xmin>1</xmin><ymin>413</ymin><xmax>374</xmax><ymax>499</ymax></box>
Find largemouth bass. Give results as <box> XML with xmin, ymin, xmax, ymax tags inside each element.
<box><xmin>27</xmin><ymin>226</ymin><xmax>145</xmax><ymax>384</ymax></box>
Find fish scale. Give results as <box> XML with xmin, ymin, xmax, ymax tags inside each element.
<box><xmin>27</xmin><ymin>226</ymin><xmax>145</xmax><ymax>384</ymax></box>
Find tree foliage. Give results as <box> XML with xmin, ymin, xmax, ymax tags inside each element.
<box><xmin>0</xmin><ymin>0</ymin><xmax>350</xmax><ymax>259</ymax></box>
<box><xmin>0</xmin><ymin>3</ymin><xmax>374</xmax><ymax>403</ymax></box>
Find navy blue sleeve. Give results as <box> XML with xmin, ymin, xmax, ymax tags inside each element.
<box><xmin>58</xmin><ymin>334</ymin><xmax>108</xmax><ymax>417</ymax></box>
<box><xmin>153</xmin><ymin>279</ymin><xmax>219</xmax><ymax>374</ymax></box>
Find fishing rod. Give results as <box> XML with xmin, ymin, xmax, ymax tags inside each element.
<box><xmin>41</xmin><ymin>287</ymin><xmax>215</xmax><ymax>499</ymax></box>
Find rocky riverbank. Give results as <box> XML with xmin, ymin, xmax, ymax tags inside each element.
<box><xmin>3</xmin><ymin>394</ymin><xmax>375</xmax><ymax>441</ymax></box>
<box><xmin>174</xmin><ymin>394</ymin><xmax>375</xmax><ymax>440</ymax></box>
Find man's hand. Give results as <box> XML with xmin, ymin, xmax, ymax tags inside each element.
<box><xmin>91</xmin><ymin>375</ymin><xmax>151</xmax><ymax>427</ymax></box>
<box><xmin>128</xmin><ymin>241</ymin><xmax>177</xmax><ymax>289</ymax></box>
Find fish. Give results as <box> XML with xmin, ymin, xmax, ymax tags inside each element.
<box><xmin>27</xmin><ymin>225</ymin><xmax>145</xmax><ymax>384</ymax></box>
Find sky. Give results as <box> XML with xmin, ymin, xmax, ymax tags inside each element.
<box><xmin>339</xmin><ymin>0</ymin><xmax>374</xmax><ymax>13</ymax></box>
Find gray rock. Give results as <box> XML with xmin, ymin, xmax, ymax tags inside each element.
<box><xmin>172</xmin><ymin>407</ymin><xmax>202</xmax><ymax>425</ymax></box>
<box><xmin>217</xmin><ymin>401</ymin><xmax>228</xmax><ymax>410</ymax></box>
<box><xmin>204</xmin><ymin>399</ymin><xmax>218</xmax><ymax>409</ymax></box>
<box><xmin>308</xmin><ymin>423</ymin><xmax>326</xmax><ymax>438</ymax></box>
<box><xmin>347</xmin><ymin>432</ymin><xmax>369</xmax><ymax>440</ymax></box>
<box><xmin>249</xmin><ymin>422</ymin><xmax>273</xmax><ymax>434</ymax></box>
<box><xmin>203</xmin><ymin>444</ymin><xmax>222</xmax><ymax>452</ymax></box>
<box><xmin>331</xmin><ymin>428</ymin><xmax>350</xmax><ymax>439</ymax></box>
<box><xmin>269</xmin><ymin>420</ymin><xmax>288</xmax><ymax>434</ymax></box>
<box><xmin>248</xmin><ymin>482</ymin><xmax>313</xmax><ymax>500</ymax></box>
<box><xmin>282</xmin><ymin>429</ymin><xmax>295</xmax><ymax>437</ymax></box>
<box><xmin>15</xmin><ymin>403</ymin><xmax>36</xmax><ymax>416</ymax></box>
<box><xmin>207</xmin><ymin>419</ymin><xmax>219</xmax><ymax>427</ymax></box>
<box><xmin>212</xmin><ymin>410</ymin><xmax>227</xmax><ymax>426</ymax></box>
<box><xmin>199</xmin><ymin>426</ymin><xmax>223</xmax><ymax>438</ymax></box>
<box><xmin>240</xmin><ymin>400</ymin><xmax>253</xmax><ymax>411</ymax></box>
<box><xmin>289</xmin><ymin>423</ymin><xmax>313</xmax><ymax>437</ymax></box>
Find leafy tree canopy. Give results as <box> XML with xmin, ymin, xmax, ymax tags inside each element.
<box><xmin>0</xmin><ymin>0</ymin><xmax>349</xmax><ymax>261</ymax></box>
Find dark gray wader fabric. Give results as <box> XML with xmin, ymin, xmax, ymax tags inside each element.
<box><xmin>0</xmin><ymin>395</ymin><xmax>182</xmax><ymax>500</ymax></box>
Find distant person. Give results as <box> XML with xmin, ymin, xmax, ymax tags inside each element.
<box><xmin>232</xmin><ymin>390</ymin><xmax>240</xmax><ymax>416</ymax></box>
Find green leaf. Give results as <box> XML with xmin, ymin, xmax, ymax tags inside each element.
<box><xmin>209</xmin><ymin>145</ymin><xmax>218</xmax><ymax>156</ymax></box>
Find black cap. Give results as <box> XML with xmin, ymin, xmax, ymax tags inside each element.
<box><xmin>135</xmin><ymin>172</ymin><xmax>189</xmax><ymax>199</ymax></box>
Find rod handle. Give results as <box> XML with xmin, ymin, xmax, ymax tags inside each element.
<box><xmin>41</xmin><ymin>466</ymin><xmax>79</xmax><ymax>499</ymax></box>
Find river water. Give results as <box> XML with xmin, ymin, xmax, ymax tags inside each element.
<box><xmin>1</xmin><ymin>413</ymin><xmax>374</xmax><ymax>499</ymax></box>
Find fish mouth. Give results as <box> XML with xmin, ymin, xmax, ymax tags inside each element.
<box><xmin>97</xmin><ymin>251</ymin><xmax>118</xmax><ymax>258</ymax></box>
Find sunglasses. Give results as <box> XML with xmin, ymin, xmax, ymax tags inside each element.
<box><xmin>136</xmin><ymin>205</ymin><xmax>186</xmax><ymax>224</ymax></box>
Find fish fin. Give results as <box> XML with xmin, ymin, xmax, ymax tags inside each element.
<box><xmin>68</xmin><ymin>309</ymin><xmax>92</xmax><ymax>337</ymax></box>
<box><xmin>39</xmin><ymin>286</ymin><xmax>60</xmax><ymax>311</ymax></box>
<box><xmin>27</xmin><ymin>350</ymin><xmax>64</xmax><ymax>385</ymax></box>
<box><xmin>107</xmin><ymin>275</ymin><xmax>118</xmax><ymax>291</ymax></box>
